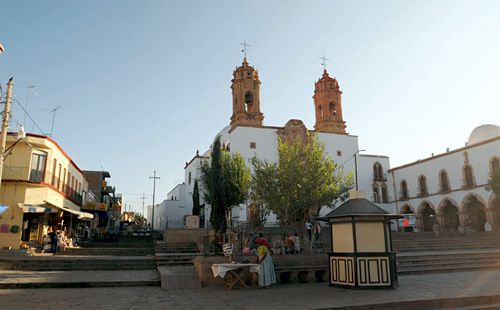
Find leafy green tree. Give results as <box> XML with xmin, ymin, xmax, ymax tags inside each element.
<box><xmin>192</xmin><ymin>179</ymin><xmax>200</xmax><ymax>215</ymax></box>
<box><xmin>488</xmin><ymin>170</ymin><xmax>500</xmax><ymax>197</ymax></box>
<box><xmin>252</xmin><ymin>134</ymin><xmax>353</xmax><ymax>237</ymax></box>
<box><xmin>200</xmin><ymin>135</ymin><xmax>251</xmax><ymax>239</ymax></box>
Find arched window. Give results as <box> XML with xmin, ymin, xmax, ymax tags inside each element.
<box><xmin>373</xmin><ymin>162</ymin><xmax>384</xmax><ymax>181</ymax></box>
<box><xmin>188</xmin><ymin>171</ymin><xmax>192</xmax><ymax>186</ymax></box>
<box><xmin>372</xmin><ymin>185</ymin><xmax>380</xmax><ymax>203</ymax></box>
<box><xmin>464</xmin><ymin>165</ymin><xmax>475</xmax><ymax>188</ymax></box>
<box><xmin>491</xmin><ymin>157</ymin><xmax>500</xmax><ymax>175</ymax></box>
<box><xmin>419</xmin><ymin>175</ymin><xmax>428</xmax><ymax>197</ymax></box>
<box><xmin>329</xmin><ymin>102</ymin><xmax>337</xmax><ymax>117</ymax></box>
<box><xmin>440</xmin><ymin>170</ymin><xmax>450</xmax><ymax>192</ymax></box>
<box><xmin>400</xmin><ymin>180</ymin><xmax>409</xmax><ymax>200</ymax></box>
<box><xmin>381</xmin><ymin>185</ymin><xmax>389</xmax><ymax>203</ymax></box>
<box><xmin>245</xmin><ymin>91</ymin><xmax>253</xmax><ymax>110</ymax></box>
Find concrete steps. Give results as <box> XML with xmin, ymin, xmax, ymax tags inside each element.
<box><xmin>0</xmin><ymin>270</ymin><xmax>160</xmax><ymax>289</ymax></box>
<box><xmin>392</xmin><ymin>232</ymin><xmax>500</xmax><ymax>252</ymax></box>
<box><xmin>154</xmin><ymin>242</ymin><xmax>201</xmax><ymax>267</ymax></box>
<box><xmin>59</xmin><ymin>247</ymin><xmax>154</xmax><ymax>256</ymax></box>
<box><xmin>0</xmin><ymin>256</ymin><xmax>156</xmax><ymax>271</ymax></box>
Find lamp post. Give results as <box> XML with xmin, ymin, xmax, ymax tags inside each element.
<box><xmin>149</xmin><ymin>170</ymin><xmax>160</xmax><ymax>230</ymax></box>
<box><xmin>353</xmin><ymin>149</ymin><xmax>366</xmax><ymax>191</ymax></box>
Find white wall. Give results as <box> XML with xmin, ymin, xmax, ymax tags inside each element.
<box><xmin>390</xmin><ymin>138</ymin><xmax>499</xmax><ymax>216</ymax></box>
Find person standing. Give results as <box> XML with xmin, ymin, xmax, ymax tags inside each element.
<box><xmin>256</xmin><ymin>238</ymin><xmax>276</xmax><ymax>288</ymax></box>
<box><xmin>49</xmin><ymin>227</ymin><xmax>58</xmax><ymax>254</ymax></box>
<box><xmin>314</xmin><ymin>222</ymin><xmax>321</xmax><ymax>240</ymax></box>
<box><xmin>305</xmin><ymin>221</ymin><xmax>313</xmax><ymax>241</ymax></box>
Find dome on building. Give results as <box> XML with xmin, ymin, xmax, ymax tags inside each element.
<box><xmin>467</xmin><ymin>124</ymin><xmax>500</xmax><ymax>145</ymax></box>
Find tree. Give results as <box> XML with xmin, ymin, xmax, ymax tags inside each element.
<box><xmin>252</xmin><ymin>134</ymin><xmax>353</xmax><ymax>238</ymax></box>
<box><xmin>192</xmin><ymin>179</ymin><xmax>200</xmax><ymax>215</ymax></box>
<box><xmin>200</xmin><ymin>135</ymin><xmax>251</xmax><ymax>239</ymax></box>
<box><xmin>488</xmin><ymin>170</ymin><xmax>500</xmax><ymax>197</ymax></box>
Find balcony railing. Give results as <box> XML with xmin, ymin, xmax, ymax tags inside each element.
<box><xmin>2</xmin><ymin>165</ymin><xmax>83</xmax><ymax>206</ymax></box>
<box><xmin>2</xmin><ymin>166</ymin><xmax>47</xmax><ymax>183</ymax></box>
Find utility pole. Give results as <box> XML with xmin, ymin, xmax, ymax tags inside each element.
<box><xmin>140</xmin><ymin>193</ymin><xmax>147</xmax><ymax>217</ymax></box>
<box><xmin>0</xmin><ymin>78</ymin><xmax>14</xmax><ymax>192</ymax></box>
<box><xmin>149</xmin><ymin>171</ymin><xmax>160</xmax><ymax>230</ymax></box>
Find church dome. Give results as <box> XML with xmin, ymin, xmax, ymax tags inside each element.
<box><xmin>467</xmin><ymin>124</ymin><xmax>500</xmax><ymax>145</ymax></box>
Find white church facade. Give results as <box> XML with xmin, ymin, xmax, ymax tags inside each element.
<box><xmin>150</xmin><ymin>57</ymin><xmax>499</xmax><ymax>233</ymax></box>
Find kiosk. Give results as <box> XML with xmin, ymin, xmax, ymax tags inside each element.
<box><xmin>320</xmin><ymin>194</ymin><xmax>400</xmax><ymax>289</ymax></box>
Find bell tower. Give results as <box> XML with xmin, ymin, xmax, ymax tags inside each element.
<box><xmin>313</xmin><ymin>69</ymin><xmax>346</xmax><ymax>134</ymax></box>
<box><xmin>230</xmin><ymin>57</ymin><xmax>264</xmax><ymax>129</ymax></box>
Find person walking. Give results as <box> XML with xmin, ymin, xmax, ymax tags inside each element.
<box><xmin>256</xmin><ymin>237</ymin><xmax>276</xmax><ymax>288</ymax></box>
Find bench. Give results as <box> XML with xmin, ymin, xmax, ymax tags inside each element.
<box><xmin>275</xmin><ymin>265</ymin><xmax>328</xmax><ymax>284</ymax></box>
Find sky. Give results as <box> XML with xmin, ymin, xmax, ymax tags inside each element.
<box><xmin>1</xmin><ymin>1</ymin><xmax>499</xmax><ymax>213</ymax></box>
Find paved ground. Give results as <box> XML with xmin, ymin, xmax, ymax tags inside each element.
<box><xmin>2</xmin><ymin>270</ymin><xmax>500</xmax><ymax>309</ymax></box>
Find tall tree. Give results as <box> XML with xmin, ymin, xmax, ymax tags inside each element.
<box><xmin>192</xmin><ymin>179</ymin><xmax>200</xmax><ymax>216</ymax></box>
<box><xmin>488</xmin><ymin>170</ymin><xmax>500</xmax><ymax>197</ymax></box>
<box><xmin>252</xmin><ymin>134</ymin><xmax>353</xmax><ymax>237</ymax></box>
<box><xmin>200</xmin><ymin>135</ymin><xmax>251</xmax><ymax>238</ymax></box>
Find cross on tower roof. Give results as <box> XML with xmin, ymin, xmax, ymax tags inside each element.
<box><xmin>240</xmin><ymin>40</ymin><xmax>251</xmax><ymax>59</ymax></box>
<box><xmin>319</xmin><ymin>55</ymin><xmax>329</xmax><ymax>70</ymax></box>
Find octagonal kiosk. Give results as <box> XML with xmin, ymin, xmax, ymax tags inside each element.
<box><xmin>320</xmin><ymin>196</ymin><xmax>401</xmax><ymax>289</ymax></box>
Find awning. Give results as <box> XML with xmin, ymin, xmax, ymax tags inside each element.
<box><xmin>17</xmin><ymin>203</ymin><xmax>56</xmax><ymax>214</ymax></box>
<box><xmin>45</xmin><ymin>202</ymin><xmax>94</xmax><ymax>220</ymax></box>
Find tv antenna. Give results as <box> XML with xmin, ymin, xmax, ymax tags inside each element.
<box><xmin>49</xmin><ymin>106</ymin><xmax>61</xmax><ymax>137</ymax></box>
<box><xmin>23</xmin><ymin>83</ymin><xmax>39</xmax><ymax>127</ymax></box>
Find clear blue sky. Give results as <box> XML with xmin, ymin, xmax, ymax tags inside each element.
<box><xmin>1</xmin><ymin>1</ymin><xmax>499</xmax><ymax>212</ymax></box>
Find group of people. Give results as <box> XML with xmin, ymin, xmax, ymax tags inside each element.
<box><xmin>42</xmin><ymin>228</ymin><xmax>74</xmax><ymax>253</ymax></box>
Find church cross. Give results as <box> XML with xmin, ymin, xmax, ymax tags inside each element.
<box><xmin>240</xmin><ymin>40</ymin><xmax>251</xmax><ymax>58</ymax></box>
<box><xmin>319</xmin><ymin>55</ymin><xmax>329</xmax><ymax>70</ymax></box>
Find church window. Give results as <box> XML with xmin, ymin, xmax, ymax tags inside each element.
<box><xmin>329</xmin><ymin>102</ymin><xmax>337</xmax><ymax>117</ymax></box>
<box><xmin>400</xmin><ymin>180</ymin><xmax>409</xmax><ymax>200</ymax></box>
<box><xmin>463</xmin><ymin>165</ymin><xmax>475</xmax><ymax>188</ymax></box>
<box><xmin>418</xmin><ymin>175</ymin><xmax>428</xmax><ymax>197</ymax></box>
<box><xmin>245</xmin><ymin>91</ymin><xmax>253</xmax><ymax>111</ymax></box>
<box><xmin>373</xmin><ymin>162</ymin><xmax>384</xmax><ymax>181</ymax></box>
<box><xmin>336</xmin><ymin>150</ymin><xmax>342</xmax><ymax>156</ymax></box>
<box><xmin>490</xmin><ymin>157</ymin><xmax>500</xmax><ymax>175</ymax></box>
<box><xmin>373</xmin><ymin>186</ymin><xmax>380</xmax><ymax>203</ymax></box>
<box><xmin>381</xmin><ymin>185</ymin><xmax>389</xmax><ymax>203</ymax></box>
<box><xmin>250</xmin><ymin>142</ymin><xmax>256</xmax><ymax>149</ymax></box>
<box><xmin>188</xmin><ymin>172</ymin><xmax>192</xmax><ymax>185</ymax></box>
<box><xmin>440</xmin><ymin>170</ymin><xmax>450</xmax><ymax>192</ymax></box>
<box><xmin>247</xmin><ymin>72</ymin><xmax>252</xmax><ymax>77</ymax></box>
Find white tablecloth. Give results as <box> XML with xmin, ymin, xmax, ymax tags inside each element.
<box><xmin>211</xmin><ymin>263</ymin><xmax>260</xmax><ymax>278</ymax></box>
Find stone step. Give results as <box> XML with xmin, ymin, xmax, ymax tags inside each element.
<box><xmin>0</xmin><ymin>257</ymin><xmax>156</xmax><ymax>271</ymax></box>
<box><xmin>0</xmin><ymin>270</ymin><xmax>160</xmax><ymax>289</ymax></box>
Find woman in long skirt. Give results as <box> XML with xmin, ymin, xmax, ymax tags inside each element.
<box><xmin>256</xmin><ymin>239</ymin><xmax>276</xmax><ymax>288</ymax></box>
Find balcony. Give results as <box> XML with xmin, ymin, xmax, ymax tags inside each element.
<box><xmin>2</xmin><ymin>166</ymin><xmax>46</xmax><ymax>183</ymax></box>
<box><xmin>373</xmin><ymin>174</ymin><xmax>387</xmax><ymax>182</ymax></box>
<box><xmin>2</xmin><ymin>165</ymin><xmax>83</xmax><ymax>206</ymax></box>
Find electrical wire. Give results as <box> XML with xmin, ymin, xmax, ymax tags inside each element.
<box><xmin>13</xmin><ymin>98</ymin><xmax>45</xmax><ymax>134</ymax></box>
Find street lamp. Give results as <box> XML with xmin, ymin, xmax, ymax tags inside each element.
<box><xmin>353</xmin><ymin>149</ymin><xmax>366</xmax><ymax>191</ymax></box>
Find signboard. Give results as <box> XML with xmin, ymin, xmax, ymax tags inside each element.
<box><xmin>185</xmin><ymin>215</ymin><xmax>200</xmax><ymax>229</ymax></box>
<box><xmin>222</xmin><ymin>243</ymin><xmax>233</xmax><ymax>257</ymax></box>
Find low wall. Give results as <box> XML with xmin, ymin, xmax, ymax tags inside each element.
<box><xmin>193</xmin><ymin>254</ymin><xmax>329</xmax><ymax>287</ymax></box>
<box><xmin>164</xmin><ymin>229</ymin><xmax>213</xmax><ymax>244</ymax></box>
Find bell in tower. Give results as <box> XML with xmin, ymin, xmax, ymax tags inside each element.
<box><xmin>230</xmin><ymin>57</ymin><xmax>264</xmax><ymax>129</ymax></box>
<box><xmin>313</xmin><ymin>69</ymin><xmax>347</xmax><ymax>134</ymax></box>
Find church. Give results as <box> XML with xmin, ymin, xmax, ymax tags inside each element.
<box><xmin>151</xmin><ymin>56</ymin><xmax>500</xmax><ymax>234</ymax></box>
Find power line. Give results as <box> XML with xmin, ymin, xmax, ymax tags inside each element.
<box><xmin>13</xmin><ymin>98</ymin><xmax>45</xmax><ymax>134</ymax></box>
